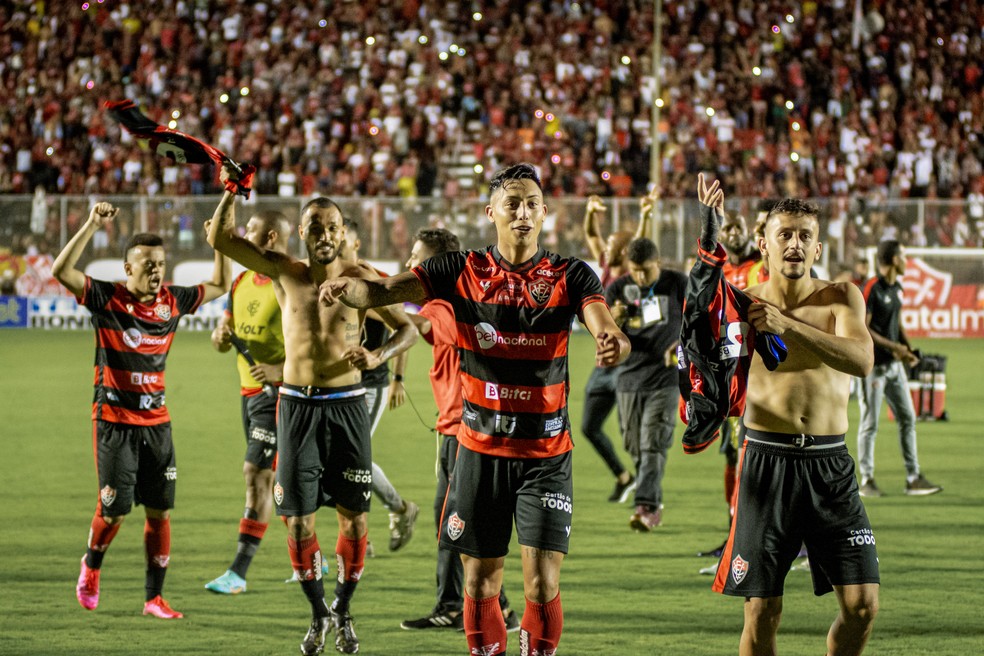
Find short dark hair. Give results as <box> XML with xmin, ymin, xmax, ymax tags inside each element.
<box><xmin>254</xmin><ymin>209</ymin><xmax>291</xmax><ymax>235</ymax></box>
<box><xmin>342</xmin><ymin>217</ymin><xmax>360</xmax><ymax>235</ymax></box>
<box><xmin>626</xmin><ymin>237</ymin><xmax>659</xmax><ymax>264</ymax></box>
<box><xmin>124</xmin><ymin>233</ymin><xmax>164</xmax><ymax>260</ymax></box>
<box><xmin>756</xmin><ymin>198</ymin><xmax>780</xmax><ymax>215</ymax></box>
<box><xmin>876</xmin><ymin>239</ymin><xmax>902</xmax><ymax>266</ymax></box>
<box><xmin>300</xmin><ymin>196</ymin><xmax>342</xmax><ymax>218</ymax></box>
<box><xmin>488</xmin><ymin>163</ymin><xmax>542</xmax><ymax>196</ymax></box>
<box><xmin>765</xmin><ymin>198</ymin><xmax>820</xmax><ymax>225</ymax></box>
<box><xmin>414</xmin><ymin>228</ymin><xmax>460</xmax><ymax>256</ymax></box>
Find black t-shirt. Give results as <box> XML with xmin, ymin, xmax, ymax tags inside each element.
<box><xmin>862</xmin><ymin>276</ymin><xmax>903</xmax><ymax>365</ymax></box>
<box><xmin>605</xmin><ymin>269</ymin><xmax>687</xmax><ymax>391</ymax></box>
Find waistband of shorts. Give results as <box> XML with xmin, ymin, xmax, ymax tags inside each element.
<box><xmin>280</xmin><ymin>383</ymin><xmax>366</xmax><ymax>400</ymax></box>
<box><xmin>745</xmin><ymin>428</ymin><xmax>845</xmax><ymax>449</ymax></box>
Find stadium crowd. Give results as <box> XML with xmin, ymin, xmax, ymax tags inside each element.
<box><xmin>0</xmin><ymin>0</ymin><xmax>982</xmax><ymax>249</ymax></box>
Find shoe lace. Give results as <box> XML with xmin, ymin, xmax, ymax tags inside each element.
<box><xmin>337</xmin><ymin>616</ymin><xmax>357</xmax><ymax>643</ymax></box>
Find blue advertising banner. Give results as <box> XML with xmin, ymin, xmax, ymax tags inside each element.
<box><xmin>0</xmin><ymin>296</ymin><xmax>29</xmax><ymax>328</ymax></box>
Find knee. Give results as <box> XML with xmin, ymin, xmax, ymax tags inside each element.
<box><xmin>746</xmin><ymin>598</ymin><xmax>783</xmax><ymax>632</ymax></box>
<box><xmin>844</xmin><ymin>596</ymin><xmax>879</xmax><ymax>627</ymax></box>
<box><xmin>286</xmin><ymin>515</ymin><xmax>315</xmax><ymax>540</ymax></box>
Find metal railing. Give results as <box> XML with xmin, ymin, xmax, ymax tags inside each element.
<box><xmin>2</xmin><ymin>194</ymin><xmax>981</xmax><ymax>272</ymax></box>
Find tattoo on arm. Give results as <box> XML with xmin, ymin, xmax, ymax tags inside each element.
<box><xmin>364</xmin><ymin>274</ymin><xmax>426</xmax><ymax>307</ymax></box>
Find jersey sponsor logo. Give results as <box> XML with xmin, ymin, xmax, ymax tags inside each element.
<box><xmin>463</xmin><ymin>408</ymin><xmax>479</xmax><ymax>422</ymax></box>
<box><xmin>493</xmin><ymin>413</ymin><xmax>516</xmax><ymax>435</ymax></box>
<box><xmin>274</xmin><ymin>482</ymin><xmax>284</xmax><ymax>505</ymax></box>
<box><xmin>126</xmin><ymin>303</ymin><xmax>134</xmax><ymax>313</ymax></box>
<box><xmin>847</xmin><ymin>528</ymin><xmax>876</xmax><ymax>547</ymax></box>
<box><xmin>539</xmin><ymin>492</ymin><xmax>572</xmax><ymax>513</ymax></box>
<box><xmin>544</xmin><ymin>416</ymin><xmax>564</xmax><ymax>434</ymax></box>
<box><xmin>123</xmin><ymin>329</ymin><xmax>170</xmax><ymax>349</ymax></box>
<box><xmin>474</xmin><ymin>322</ymin><xmax>547</xmax><ymax>350</ymax></box>
<box><xmin>480</xmin><ymin>280</ymin><xmax>492</xmax><ymax>292</ymax></box>
<box><xmin>485</xmin><ymin>382</ymin><xmax>531</xmax><ymax>401</ymax></box>
<box><xmin>100</xmin><ymin>485</ymin><xmax>116</xmax><ymax>507</ymax></box>
<box><xmin>447</xmin><ymin>512</ymin><xmax>465</xmax><ymax>541</ymax></box>
<box><xmin>472</xmin><ymin>265</ymin><xmax>494</xmax><ymax>273</ymax></box>
<box><xmin>138</xmin><ymin>393</ymin><xmax>164</xmax><ymax>410</ymax></box>
<box><xmin>731</xmin><ymin>554</ymin><xmax>749</xmax><ymax>585</ymax></box>
<box><xmin>470</xmin><ymin>643</ymin><xmax>502</xmax><ymax>656</ymax></box>
<box><xmin>123</xmin><ymin>328</ymin><xmax>142</xmax><ymax>348</ymax></box>
<box><xmin>249</xmin><ymin>427</ymin><xmax>276</xmax><ymax>445</ymax></box>
<box><xmin>154</xmin><ymin>304</ymin><xmax>171</xmax><ymax>320</ymax></box>
<box><xmin>534</xmin><ymin>268</ymin><xmax>559</xmax><ymax>278</ymax></box>
<box><xmin>342</xmin><ymin>468</ymin><xmax>372</xmax><ymax>484</ymax></box>
<box><xmin>474</xmin><ymin>322</ymin><xmax>499</xmax><ymax>349</ymax></box>
<box><xmin>719</xmin><ymin>322</ymin><xmax>750</xmax><ymax>359</ymax></box>
<box><xmin>528</xmin><ymin>278</ymin><xmax>552</xmax><ymax>305</ymax></box>
<box><xmin>130</xmin><ymin>372</ymin><xmax>160</xmax><ymax>385</ymax></box>
<box><xmin>236</xmin><ymin>323</ymin><xmax>267</xmax><ymax>335</ymax></box>
<box><xmin>164</xmin><ymin>466</ymin><xmax>177</xmax><ymax>481</ymax></box>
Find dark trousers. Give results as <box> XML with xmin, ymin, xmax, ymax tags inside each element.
<box><xmin>580</xmin><ymin>366</ymin><xmax>627</xmax><ymax>478</ymax></box>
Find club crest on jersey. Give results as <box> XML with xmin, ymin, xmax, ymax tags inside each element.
<box><xmin>731</xmin><ymin>554</ymin><xmax>749</xmax><ymax>585</ymax></box>
<box><xmin>154</xmin><ymin>304</ymin><xmax>171</xmax><ymax>320</ymax></box>
<box><xmin>100</xmin><ymin>485</ymin><xmax>116</xmax><ymax>507</ymax></box>
<box><xmin>528</xmin><ymin>278</ymin><xmax>552</xmax><ymax>305</ymax></box>
<box><xmin>447</xmin><ymin>512</ymin><xmax>465</xmax><ymax>541</ymax></box>
<box><xmin>274</xmin><ymin>482</ymin><xmax>284</xmax><ymax>506</ymax></box>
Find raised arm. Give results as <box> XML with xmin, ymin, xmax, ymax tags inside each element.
<box><xmin>51</xmin><ymin>202</ymin><xmax>119</xmax><ymax>298</ymax></box>
<box><xmin>582</xmin><ymin>195</ymin><xmax>607</xmax><ymax>262</ymax></box>
<box><xmin>696</xmin><ymin>172</ymin><xmax>724</xmax><ymax>250</ymax></box>
<box><xmin>207</xmin><ymin>166</ymin><xmax>292</xmax><ymax>277</ymax></box>
<box><xmin>748</xmin><ymin>284</ymin><xmax>874</xmax><ymax>377</ymax></box>
<box><xmin>319</xmin><ymin>271</ymin><xmax>427</xmax><ymax>309</ymax></box>
<box><xmin>581</xmin><ymin>301</ymin><xmax>631</xmax><ymax>367</ymax></box>
<box><xmin>636</xmin><ymin>185</ymin><xmax>659</xmax><ymax>240</ymax></box>
<box><xmin>200</xmin><ymin>224</ymin><xmax>232</xmax><ymax>303</ymax></box>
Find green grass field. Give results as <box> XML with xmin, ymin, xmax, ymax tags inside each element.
<box><xmin>0</xmin><ymin>330</ymin><xmax>982</xmax><ymax>656</ymax></box>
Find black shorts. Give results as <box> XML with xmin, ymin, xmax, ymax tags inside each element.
<box><xmin>240</xmin><ymin>392</ymin><xmax>278</xmax><ymax>470</ymax></box>
<box><xmin>274</xmin><ymin>384</ymin><xmax>371</xmax><ymax>517</ymax></box>
<box><xmin>94</xmin><ymin>420</ymin><xmax>176</xmax><ymax>517</ymax></box>
<box><xmin>439</xmin><ymin>444</ymin><xmax>574</xmax><ymax>558</ymax></box>
<box><xmin>714</xmin><ymin>430</ymin><xmax>880</xmax><ymax>597</ymax></box>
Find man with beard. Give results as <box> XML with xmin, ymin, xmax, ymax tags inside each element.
<box><xmin>208</xmin><ymin>166</ymin><xmax>417</xmax><ymax>655</ymax></box>
<box><xmin>54</xmin><ymin>202</ymin><xmax>230</xmax><ymax>620</ymax></box>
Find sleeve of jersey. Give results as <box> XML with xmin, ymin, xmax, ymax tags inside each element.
<box><xmin>566</xmin><ymin>259</ymin><xmax>607</xmax><ymax>316</ymax></box>
<box><xmin>172</xmin><ymin>284</ymin><xmax>206</xmax><ymax>315</ymax></box>
<box><xmin>79</xmin><ymin>277</ymin><xmax>114</xmax><ymax>309</ymax></box>
<box><xmin>418</xmin><ymin>300</ymin><xmax>454</xmax><ymax>347</ymax></box>
<box><xmin>412</xmin><ymin>251</ymin><xmax>467</xmax><ymax>302</ymax></box>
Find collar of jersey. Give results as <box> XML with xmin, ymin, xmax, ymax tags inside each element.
<box><xmin>491</xmin><ymin>246</ymin><xmax>545</xmax><ymax>273</ymax></box>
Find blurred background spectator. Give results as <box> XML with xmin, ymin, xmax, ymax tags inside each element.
<box><xmin>0</xmin><ymin>0</ymin><xmax>981</xmax><ymax>255</ymax></box>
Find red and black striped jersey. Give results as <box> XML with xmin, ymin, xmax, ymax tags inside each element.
<box><xmin>79</xmin><ymin>277</ymin><xmax>204</xmax><ymax>426</ymax></box>
<box><xmin>412</xmin><ymin>246</ymin><xmax>606</xmax><ymax>459</ymax></box>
